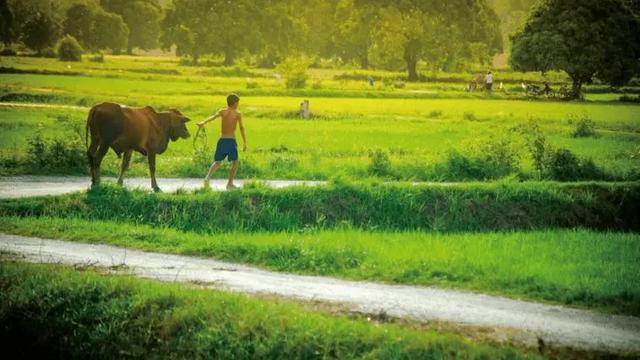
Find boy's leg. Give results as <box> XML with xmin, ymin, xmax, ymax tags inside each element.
<box><xmin>227</xmin><ymin>160</ymin><xmax>239</xmax><ymax>189</ymax></box>
<box><xmin>204</xmin><ymin>161</ymin><xmax>222</xmax><ymax>187</ymax></box>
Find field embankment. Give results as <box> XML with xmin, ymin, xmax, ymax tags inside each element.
<box><xmin>1</xmin><ymin>182</ymin><xmax>637</xmax><ymax>233</ymax></box>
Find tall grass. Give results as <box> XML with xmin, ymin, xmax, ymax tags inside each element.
<box><xmin>1</xmin><ymin>216</ymin><xmax>638</xmax><ymax>315</ymax></box>
<box><xmin>1</xmin><ymin>182</ymin><xmax>637</xmax><ymax>233</ymax></box>
<box><xmin>0</xmin><ymin>262</ymin><xmax>541</xmax><ymax>359</ymax></box>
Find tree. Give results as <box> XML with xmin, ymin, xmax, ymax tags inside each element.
<box><xmin>100</xmin><ymin>0</ymin><xmax>162</xmax><ymax>54</ymax></box>
<box><xmin>160</xmin><ymin>0</ymin><xmax>216</xmax><ymax>64</ymax></box>
<box><xmin>22</xmin><ymin>11</ymin><xmax>61</xmax><ymax>54</ymax></box>
<box><xmin>91</xmin><ymin>10</ymin><xmax>128</xmax><ymax>52</ymax></box>
<box><xmin>62</xmin><ymin>3</ymin><xmax>128</xmax><ymax>53</ymax></box>
<box><xmin>161</xmin><ymin>0</ymin><xmax>258</xmax><ymax>65</ymax></box>
<box><xmin>0</xmin><ymin>0</ymin><xmax>13</xmax><ymax>46</ymax></box>
<box><xmin>333</xmin><ymin>0</ymin><xmax>375</xmax><ymax>68</ymax></box>
<box><xmin>63</xmin><ymin>3</ymin><xmax>94</xmax><ymax>49</ymax></box>
<box><xmin>365</xmin><ymin>0</ymin><xmax>502</xmax><ymax>80</ymax></box>
<box><xmin>252</xmin><ymin>0</ymin><xmax>307</xmax><ymax>67</ymax></box>
<box><xmin>511</xmin><ymin>0</ymin><xmax>640</xmax><ymax>98</ymax></box>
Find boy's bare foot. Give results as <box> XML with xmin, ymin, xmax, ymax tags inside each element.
<box><xmin>226</xmin><ymin>183</ymin><xmax>239</xmax><ymax>190</ymax></box>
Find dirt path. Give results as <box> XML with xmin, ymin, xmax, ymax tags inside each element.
<box><xmin>0</xmin><ymin>176</ymin><xmax>322</xmax><ymax>198</ymax></box>
<box><xmin>1</xmin><ymin>234</ymin><xmax>639</xmax><ymax>354</ymax></box>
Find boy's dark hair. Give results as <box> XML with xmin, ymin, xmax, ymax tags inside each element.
<box><xmin>227</xmin><ymin>93</ymin><xmax>240</xmax><ymax>106</ymax></box>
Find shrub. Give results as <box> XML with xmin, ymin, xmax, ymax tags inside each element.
<box><xmin>89</xmin><ymin>52</ymin><xmax>104</xmax><ymax>63</ymax></box>
<box><xmin>570</xmin><ymin>117</ymin><xmax>596</xmax><ymax>137</ymax></box>
<box><xmin>276</xmin><ymin>57</ymin><xmax>311</xmax><ymax>89</ymax></box>
<box><xmin>463</xmin><ymin>112</ymin><xmax>477</xmax><ymax>121</ymax></box>
<box><xmin>513</xmin><ymin>121</ymin><xmax>549</xmax><ymax>178</ymax></box>
<box><xmin>26</xmin><ymin>130</ymin><xmax>86</xmax><ymax>173</ymax></box>
<box><xmin>246</xmin><ymin>80</ymin><xmax>259</xmax><ymax>89</ymax></box>
<box><xmin>269</xmin><ymin>154</ymin><xmax>299</xmax><ymax>171</ymax></box>
<box><xmin>368</xmin><ymin>149</ymin><xmax>392</xmax><ymax>177</ymax></box>
<box><xmin>427</xmin><ymin>110</ymin><xmax>443</xmax><ymax>118</ymax></box>
<box><xmin>0</xmin><ymin>47</ymin><xmax>17</xmax><ymax>56</ymax></box>
<box><xmin>546</xmin><ymin>148</ymin><xmax>581</xmax><ymax>181</ymax></box>
<box><xmin>57</xmin><ymin>35</ymin><xmax>83</xmax><ymax>62</ymax></box>
<box><xmin>40</xmin><ymin>47</ymin><xmax>56</xmax><ymax>58</ymax></box>
<box><xmin>544</xmin><ymin>148</ymin><xmax>606</xmax><ymax>181</ymax></box>
<box><xmin>620</xmin><ymin>94</ymin><xmax>640</xmax><ymax>103</ymax></box>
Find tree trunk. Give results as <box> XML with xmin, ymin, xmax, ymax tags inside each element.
<box><xmin>224</xmin><ymin>48</ymin><xmax>234</xmax><ymax>66</ymax></box>
<box><xmin>127</xmin><ymin>42</ymin><xmax>133</xmax><ymax>55</ymax></box>
<box><xmin>359</xmin><ymin>53</ymin><xmax>369</xmax><ymax>69</ymax></box>
<box><xmin>406</xmin><ymin>57</ymin><xmax>418</xmax><ymax>82</ymax></box>
<box><xmin>192</xmin><ymin>51</ymin><xmax>199</xmax><ymax>66</ymax></box>
<box><xmin>570</xmin><ymin>77</ymin><xmax>583</xmax><ymax>100</ymax></box>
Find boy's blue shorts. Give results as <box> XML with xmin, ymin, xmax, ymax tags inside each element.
<box><xmin>214</xmin><ymin>138</ymin><xmax>238</xmax><ymax>162</ymax></box>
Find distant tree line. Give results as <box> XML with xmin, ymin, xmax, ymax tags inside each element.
<box><xmin>0</xmin><ymin>0</ymin><xmax>162</xmax><ymax>55</ymax></box>
<box><xmin>0</xmin><ymin>0</ymin><xmax>502</xmax><ymax>79</ymax></box>
<box><xmin>0</xmin><ymin>0</ymin><xmax>637</xmax><ymax>89</ymax></box>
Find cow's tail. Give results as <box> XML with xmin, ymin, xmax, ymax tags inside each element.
<box><xmin>85</xmin><ymin>106</ymin><xmax>95</xmax><ymax>150</ymax></box>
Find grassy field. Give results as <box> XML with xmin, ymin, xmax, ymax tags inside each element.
<box><xmin>1</xmin><ymin>55</ymin><xmax>639</xmax><ymax>181</ymax></box>
<box><xmin>1</xmin><ymin>216</ymin><xmax>638</xmax><ymax>316</ymax></box>
<box><xmin>1</xmin><ymin>54</ymin><xmax>639</xmax><ymax>356</ymax></box>
<box><xmin>0</xmin><ymin>261</ymin><xmax>543</xmax><ymax>359</ymax></box>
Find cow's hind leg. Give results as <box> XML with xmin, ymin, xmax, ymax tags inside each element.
<box><xmin>91</xmin><ymin>144</ymin><xmax>110</xmax><ymax>188</ymax></box>
<box><xmin>148</xmin><ymin>153</ymin><xmax>161</xmax><ymax>192</ymax></box>
<box><xmin>117</xmin><ymin>150</ymin><xmax>133</xmax><ymax>186</ymax></box>
<box><xmin>87</xmin><ymin>140</ymin><xmax>100</xmax><ymax>186</ymax></box>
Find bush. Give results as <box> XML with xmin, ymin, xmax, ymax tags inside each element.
<box><xmin>546</xmin><ymin>149</ymin><xmax>581</xmax><ymax>181</ymax></box>
<box><xmin>620</xmin><ymin>94</ymin><xmax>640</xmax><ymax>103</ymax></box>
<box><xmin>545</xmin><ymin>148</ymin><xmax>606</xmax><ymax>181</ymax></box>
<box><xmin>26</xmin><ymin>130</ymin><xmax>86</xmax><ymax>173</ymax></box>
<box><xmin>463</xmin><ymin>111</ymin><xmax>477</xmax><ymax>121</ymax></box>
<box><xmin>246</xmin><ymin>80</ymin><xmax>259</xmax><ymax>89</ymax></box>
<box><xmin>57</xmin><ymin>35</ymin><xmax>83</xmax><ymax>62</ymax></box>
<box><xmin>0</xmin><ymin>47</ymin><xmax>17</xmax><ymax>56</ymax></box>
<box><xmin>570</xmin><ymin>117</ymin><xmax>596</xmax><ymax>137</ymax></box>
<box><xmin>89</xmin><ymin>52</ymin><xmax>104</xmax><ymax>63</ymax></box>
<box><xmin>40</xmin><ymin>47</ymin><xmax>56</xmax><ymax>58</ymax></box>
<box><xmin>276</xmin><ymin>57</ymin><xmax>311</xmax><ymax>89</ymax></box>
<box><xmin>368</xmin><ymin>149</ymin><xmax>392</xmax><ymax>177</ymax></box>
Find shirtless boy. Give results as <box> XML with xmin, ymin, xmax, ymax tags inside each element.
<box><xmin>197</xmin><ymin>94</ymin><xmax>247</xmax><ymax>190</ymax></box>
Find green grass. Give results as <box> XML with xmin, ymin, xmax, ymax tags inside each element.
<box><xmin>0</xmin><ymin>261</ymin><xmax>543</xmax><ymax>359</ymax></box>
<box><xmin>1</xmin><ymin>216</ymin><xmax>638</xmax><ymax>316</ymax></box>
<box><xmin>0</xmin><ymin>102</ymin><xmax>638</xmax><ymax>180</ymax></box>
<box><xmin>1</xmin><ymin>182</ymin><xmax>637</xmax><ymax>233</ymax></box>
<box><xmin>1</xmin><ymin>55</ymin><xmax>639</xmax><ymax>181</ymax></box>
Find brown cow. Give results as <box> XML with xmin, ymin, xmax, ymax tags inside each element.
<box><xmin>86</xmin><ymin>102</ymin><xmax>190</xmax><ymax>192</ymax></box>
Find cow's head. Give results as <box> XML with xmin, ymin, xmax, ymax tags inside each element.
<box><xmin>167</xmin><ymin>109</ymin><xmax>191</xmax><ymax>141</ymax></box>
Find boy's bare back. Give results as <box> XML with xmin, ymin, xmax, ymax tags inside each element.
<box><xmin>218</xmin><ymin>108</ymin><xmax>242</xmax><ymax>138</ymax></box>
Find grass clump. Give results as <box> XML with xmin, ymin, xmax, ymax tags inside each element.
<box><xmin>0</xmin><ymin>261</ymin><xmax>541</xmax><ymax>359</ymax></box>
<box><xmin>570</xmin><ymin>117</ymin><xmax>596</xmax><ymax>138</ymax></box>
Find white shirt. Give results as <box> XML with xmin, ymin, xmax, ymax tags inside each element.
<box><xmin>485</xmin><ymin>74</ymin><xmax>493</xmax><ymax>84</ymax></box>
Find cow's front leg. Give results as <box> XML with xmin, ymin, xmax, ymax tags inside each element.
<box><xmin>117</xmin><ymin>150</ymin><xmax>133</xmax><ymax>186</ymax></box>
<box><xmin>148</xmin><ymin>153</ymin><xmax>161</xmax><ymax>192</ymax></box>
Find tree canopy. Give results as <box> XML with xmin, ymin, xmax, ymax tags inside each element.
<box><xmin>511</xmin><ymin>0</ymin><xmax>640</xmax><ymax>97</ymax></box>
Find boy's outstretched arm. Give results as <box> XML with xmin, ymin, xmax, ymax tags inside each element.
<box><xmin>238</xmin><ymin>113</ymin><xmax>247</xmax><ymax>151</ymax></box>
<box><xmin>197</xmin><ymin>110</ymin><xmax>221</xmax><ymax>128</ymax></box>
